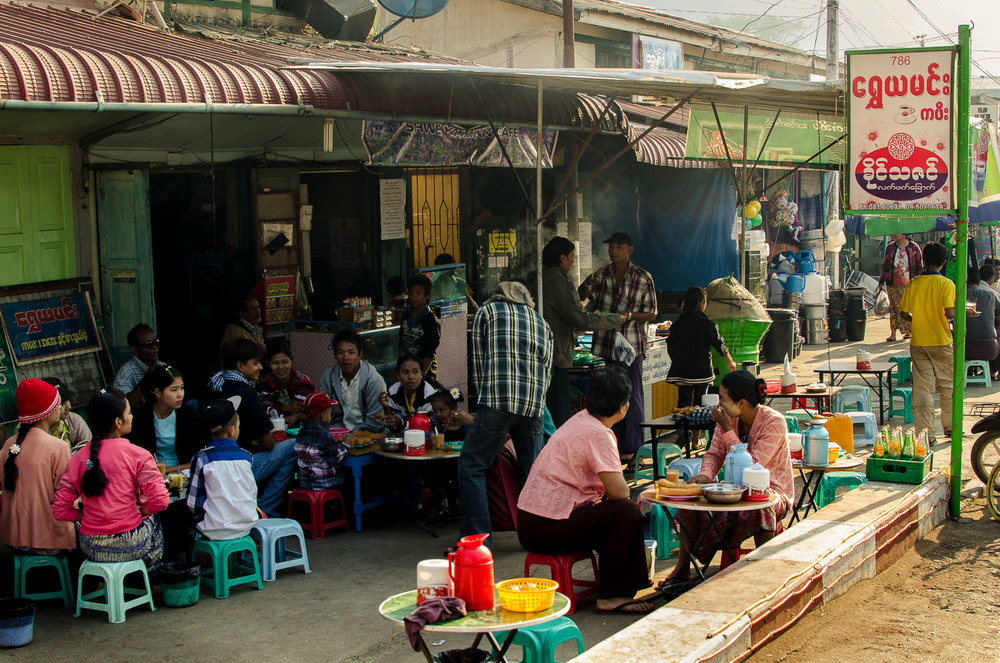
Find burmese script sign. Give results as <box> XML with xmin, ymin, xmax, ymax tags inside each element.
<box><xmin>847</xmin><ymin>48</ymin><xmax>956</xmax><ymax>214</ymax></box>
<box><xmin>0</xmin><ymin>293</ymin><xmax>101</xmax><ymax>365</ymax></box>
<box><xmin>364</xmin><ymin>121</ymin><xmax>556</xmax><ymax>168</ymax></box>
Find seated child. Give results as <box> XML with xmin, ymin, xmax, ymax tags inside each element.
<box><xmin>429</xmin><ymin>388</ymin><xmax>475</xmax><ymax>442</ymax></box>
<box><xmin>378</xmin><ymin>354</ymin><xmax>439</xmax><ymax>432</ymax></box>
<box><xmin>187</xmin><ymin>397</ymin><xmax>259</xmax><ymax>540</ymax></box>
<box><xmin>294</xmin><ymin>392</ymin><xmax>350</xmax><ymax>490</ymax></box>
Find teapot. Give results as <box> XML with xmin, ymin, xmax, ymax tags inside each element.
<box><xmin>408</xmin><ymin>413</ymin><xmax>432</xmax><ymax>433</ymax></box>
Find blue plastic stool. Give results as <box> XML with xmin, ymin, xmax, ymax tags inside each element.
<box><xmin>888</xmin><ymin>387</ymin><xmax>914</xmax><ymax>423</ymax></box>
<box><xmin>249</xmin><ymin>518</ymin><xmax>311</xmax><ymax>582</ymax></box>
<box><xmin>965</xmin><ymin>360</ymin><xmax>992</xmax><ymax>388</ymax></box>
<box><xmin>633</xmin><ymin>442</ymin><xmax>683</xmax><ymax>483</ymax></box>
<box><xmin>816</xmin><ymin>471</ymin><xmax>867</xmax><ymax>508</ymax></box>
<box><xmin>649</xmin><ymin>504</ymin><xmax>680</xmax><ymax>559</ymax></box>
<box><xmin>889</xmin><ymin>356</ymin><xmax>912</xmax><ymax>384</ymax></box>
<box><xmin>832</xmin><ymin>386</ymin><xmax>872</xmax><ymax>414</ymax></box>
<box><xmin>192</xmin><ymin>536</ymin><xmax>264</xmax><ymax>598</ymax></box>
<box><xmin>75</xmin><ymin>559</ymin><xmax>155</xmax><ymax>623</ymax></box>
<box><xmin>847</xmin><ymin>411</ymin><xmax>878</xmax><ymax>448</ymax></box>
<box><xmin>496</xmin><ymin>616</ymin><xmax>585</xmax><ymax>663</ymax></box>
<box><xmin>14</xmin><ymin>553</ymin><xmax>73</xmax><ymax>608</ymax></box>
<box><xmin>666</xmin><ymin>458</ymin><xmax>703</xmax><ymax>481</ymax></box>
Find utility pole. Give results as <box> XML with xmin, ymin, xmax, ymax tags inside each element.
<box><xmin>825</xmin><ymin>0</ymin><xmax>839</xmax><ymax>81</ymax></box>
<box><xmin>563</xmin><ymin>0</ymin><xmax>579</xmax><ymax>246</ymax></box>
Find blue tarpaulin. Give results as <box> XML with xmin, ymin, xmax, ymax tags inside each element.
<box><xmin>632</xmin><ymin>167</ymin><xmax>738</xmax><ymax>290</ymax></box>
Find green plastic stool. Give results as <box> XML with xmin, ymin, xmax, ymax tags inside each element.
<box><xmin>633</xmin><ymin>442</ymin><xmax>683</xmax><ymax>484</ymax></box>
<box><xmin>889</xmin><ymin>356</ymin><xmax>912</xmax><ymax>384</ymax></box>
<box><xmin>192</xmin><ymin>536</ymin><xmax>264</xmax><ymax>599</ymax></box>
<box><xmin>816</xmin><ymin>471</ymin><xmax>867</xmax><ymax>508</ymax></box>
<box><xmin>75</xmin><ymin>559</ymin><xmax>155</xmax><ymax>623</ymax></box>
<box><xmin>496</xmin><ymin>616</ymin><xmax>585</xmax><ymax>663</ymax></box>
<box><xmin>14</xmin><ymin>553</ymin><xmax>73</xmax><ymax>608</ymax></box>
<box><xmin>784</xmin><ymin>416</ymin><xmax>800</xmax><ymax>433</ymax></box>
<box><xmin>888</xmin><ymin>387</ymin><xmax>914</xmax><ymax>424</ymax></box>
<box><xmin>649</xmin><ymin>504</ymin><xmax>680</xmax><ymax>559</ymax></box>
<box><xmin>965</xmin><ymin>360</ymin><xmax>992</xmax><ymax>388</ymax></box>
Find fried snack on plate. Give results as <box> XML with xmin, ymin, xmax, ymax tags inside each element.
<box><xmin>672</xmin><ymin>405</ymin><xmax>698</xmax><ymax>417</ymax></box>
<box><xmin>655</xmin><ymin>478</ymin><xmax>703</xmax><ymax>497</ymax></box>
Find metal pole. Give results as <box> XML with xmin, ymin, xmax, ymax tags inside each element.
<box><xmin>563</xmin><ymin>0</ymin><xmax>579</xmax><ymax>243</ymax></box>
<box><xmin>825</xmin><ymin>0</ymin><xmax>839</xmax><ymax>81</ymax></box>
<box><xmin>950</xmin><ymin>24</ymin><xmax>971</xmax><ymax>518</ymax></box>
<box><xmin>537</xmin><ymin>80</ymin><xmax>545</xmax><ymax>313</ymax></box>
<box><xmin>740</xmin><ymin>106</ymin><xmax>748</xmax><ymax>286</ymax></box>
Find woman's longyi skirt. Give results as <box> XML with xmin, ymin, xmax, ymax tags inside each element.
<box><xmin>78</xmin><ymin>517</ymin><xmax>164</xmax><ymax>567</ymax></box>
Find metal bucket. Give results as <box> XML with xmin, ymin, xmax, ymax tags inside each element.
<box><xmin>803</xmin><ymin>318</ymin><xmax>828</xmax><ymax>345</ymax></box>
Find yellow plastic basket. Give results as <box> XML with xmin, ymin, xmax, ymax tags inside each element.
<box><xmin>495</xmin><ymin>578</ymin><xmax>559</xmax><ymax>613</ymax></box>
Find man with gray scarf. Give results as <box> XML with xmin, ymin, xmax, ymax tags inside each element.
<box><xmin>458</xmin><ymin>281</ymin><xmax>553</xmax><ymax>544</ymax></box>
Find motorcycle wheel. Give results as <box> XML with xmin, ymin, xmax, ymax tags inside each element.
<box><xmin>970</xmin><ymin>429</ymin><xmax>1000</xmax><ymax>485</ymax></box>
<box><xmin>987</xmin><ymin>462</ymin><xmax>1000</xmax><ymax>521</ymax></box>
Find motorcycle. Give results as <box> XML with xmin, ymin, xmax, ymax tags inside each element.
<box><xmin>969</xmin><ymin>403</ymin><xmax>1000</xmax><ymax>485</ymax></box>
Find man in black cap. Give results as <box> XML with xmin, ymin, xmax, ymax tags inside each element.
<box><xmin>578</xmin><ymin>232</ymin><xmax>657</xmax><ymax>458</ymax></box>
<box><xmin>42</xmin><ymin>377</ymin><xmax>91</xmax><ymax>449</ymax></box>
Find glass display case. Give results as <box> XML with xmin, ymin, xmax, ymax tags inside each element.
<box><xmin>410</xmin><ymin>263</ymin><xmax>467</xmax><ymax>305</ymax></box>
<box><xmin>289</xmin><ymin>321</ymin><xmax>400</xmax><ymax>386</ymax></box>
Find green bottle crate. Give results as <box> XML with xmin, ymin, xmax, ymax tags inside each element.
<box><xmin>865</xmin><ymin>455</ymin><xmax>933</xmax><ymax>484</ymax></box>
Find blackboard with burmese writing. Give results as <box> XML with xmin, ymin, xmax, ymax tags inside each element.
<box><xmin>0</xmin><ymin>330</ymin><xmax>17</xmax><ymax>423</ymax></box>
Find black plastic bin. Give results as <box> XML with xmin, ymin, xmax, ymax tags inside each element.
<box><xmin>761</xmin><ymin>309</ymin><xmax>798</xmax><ymax>363</ymax></box>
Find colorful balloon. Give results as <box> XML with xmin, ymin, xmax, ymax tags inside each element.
<box><xmin>744</xmin><ymin>201</ymin><xmax>761</xmax><ymax>218</ymax></box>
<box><xmin>751</xmin><ymin>214</ymin><xmax>763</xmax><ymax>228</ymax></box>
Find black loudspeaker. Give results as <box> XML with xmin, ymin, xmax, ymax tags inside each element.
<box><xmin>276</xmin><ymin>0</ymin><xmax>376</xmax><ymax>40</ymax></box>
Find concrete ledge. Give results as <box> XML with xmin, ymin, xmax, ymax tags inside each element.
<box><xmin>571</xmin><ymin>470</ymin><xmax>949</xmax><ymax>663</ymax></box>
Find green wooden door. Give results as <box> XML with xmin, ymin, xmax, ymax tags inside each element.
<box><xmin>0</xmin><ymin>146</ymin><xmax>75</xmax><ymax>286</ymax></box>
<box><xmin>97</xmin><ymin>170</ymin><xmax>155</xmax><ymax>368</ymax></box>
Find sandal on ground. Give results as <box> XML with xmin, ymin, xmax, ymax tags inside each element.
<box><xmin>885</xmin><ymin>336</ymin><xmax>897</xmax><ymax>342</ymax></box>
<box><xmin>595</xmin><ymin>598</ymin><xmax>656</xmax><ymax>615</ymax></box>
<box><xmin>902</xmin><ymin>333</ymin><xmax>911</xmax><ymax>339</ymax></box>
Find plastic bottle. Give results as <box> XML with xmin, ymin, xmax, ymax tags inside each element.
<box><xmin>874</xmin><ymin>433</ymin><xmax>885</xmax><ymax>458</ymax></box>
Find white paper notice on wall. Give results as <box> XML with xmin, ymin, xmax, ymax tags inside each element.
<box><xmin>578</xmin><ymin>221</ymin><xmax>593</xmax><ymax>271</ymax></box>
<box><xmin>557</xmin><ymin>222</ymin><xmax>568</xmax><ymax>237</ymax></box>
<box><xmin>379</xmin><ymin>179</ymin><xmax>406</xmax><ymax>240</ymax></box>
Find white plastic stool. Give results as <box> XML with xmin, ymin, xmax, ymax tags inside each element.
<box><xmin>847</xmin><ymin>411</ymin><xmax>878</xmax><ymax>447</ymax></box>
<box><xmin>832</xmin><ymin>386</ymin><xmax>872</xmax><ymax>414</ymax></box>
<box><xmin>75</xmin><ymin>559</ymin><xmax>155</xmax><ymax>623</ymax></box>
<box><xmin>250</xmin><ymin>518</ymin><xmax>311</xmax><ymax>582</ymax></box>
<box><xmin>965</xmin><ymin>360</ymin><xmax>992</xmax><ymax>388</ymax></box>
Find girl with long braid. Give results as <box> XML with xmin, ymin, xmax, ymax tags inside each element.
<box><xmin>53</xmin><ymin>388</ymin><xmax>169</xmax><ymax>566</ymax></box>
<box><xmin>0</xmin><ymin>379</ymin><xmax>76</xmax><ymax>555</ymax></box>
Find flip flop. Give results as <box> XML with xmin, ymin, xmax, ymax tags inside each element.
<box><xmin>595</xmin><ymin>598</ymin><xmax>656</xmax><ymax>615</ymax></box>
<box><xmin>885</xmin><ymin>336</ymin><xmax>897</xmax><ymax>342</ymax></box>
<box><xmin>660</xmin><ymin>578</ymin><xmax>703</xmax><ymax>601</ymax></box>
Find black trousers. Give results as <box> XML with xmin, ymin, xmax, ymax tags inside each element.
<box><xmin>517</xmin><ymin>498</ymin><xmax>649</xmax><ymax>599</ymax></box>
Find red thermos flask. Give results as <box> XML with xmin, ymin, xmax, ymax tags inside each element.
<box><xmin>447</xmin><ymin>534</ymin><xmax>495</xmax><ymax>610</ymax></box>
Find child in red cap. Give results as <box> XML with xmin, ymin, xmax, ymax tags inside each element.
<box><xmin>293</xmin><ymin>392</ymin><xmax>350</xmax><ymax>490</ymax></box>
<box><xmin>0</xmin><ymin>378</ymin><xmax>76</xmax><ymax>554</ymax></box>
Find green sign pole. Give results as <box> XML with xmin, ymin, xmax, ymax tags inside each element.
<box><xmin>950</xmin><ymin>24</ymin><xmax>971</xmax><ymax>519</ymax></box>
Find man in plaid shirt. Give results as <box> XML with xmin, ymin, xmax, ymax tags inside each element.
<box><xmin>579</xmin><ymin>232</ymin><xmax>657</xmax><ymax>457</ymax></box>
<box><xmin>458</xmin><ymin>281</ymin><xmax>553</xmax><ymax>544</ymax></box>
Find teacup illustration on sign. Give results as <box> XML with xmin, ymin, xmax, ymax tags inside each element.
<box><xmin>895</xmin><ymin>105</ymin><xmax>917</xmax><ymax>124</ymax></box>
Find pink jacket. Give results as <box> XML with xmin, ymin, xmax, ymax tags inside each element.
<box><xmin>700</xmin><ymin>405</ymin><xmax>794</xmax><ymax>529</ymax></box>
<box><xmin>52</xmin><ymin>438</ymin><xmax>169</xmax><ymax>536</ymax></box>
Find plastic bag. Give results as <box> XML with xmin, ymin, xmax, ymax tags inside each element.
<box><xmin>874</xmin><ymin>289</ymin><xmax>891</xmax><ymax>317</ymax></box>
<box><xmin>611</xmin><ymin>332</ymin><xmax>636</xmax><ymax>366</ymax></box>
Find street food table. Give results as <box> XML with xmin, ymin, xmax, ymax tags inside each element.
<box><xmin>813</xmin><ymin>362</ymin><xmax>896</xmax><ymax>424</ymax></box>
<box><xmin>639</xmin><ymin>488</ymin><xmax>778</xmax><ymax>580</ymax></box>
<box><xmin>763</xmin><ymin>385</ymin><xmax>842</xmax><ymax>413</ymax></box>
<box><xmin>342</xmin><ymin>448</ymin><xmax>401</xmax><ymax>532</ymax></box>
<box><xmin>379</xmin><ymin>590</ymin><xmax>570</xmax><ymax>662</ymax></box>
<box><xmin>639</xmin><ymin>415</ymin><xmax>713</xmax><ymax>476</ymax></box>
<box><xmin>375</xmin><ymin>447</ymin><xmax>461</xmax><ymax>537</ymax></box>
<box><xmin>789</xmin><ymin>456</ymin><xmax>864</xmax><ymax>523</ymax></box>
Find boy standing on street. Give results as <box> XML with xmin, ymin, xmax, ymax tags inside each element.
<box><xmin>900</xmin><ymin>242</ymin><xmax>956</xmax><ymax>442</ymax></box>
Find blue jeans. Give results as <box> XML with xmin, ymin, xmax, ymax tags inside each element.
<box><xmin>458</xmin><ymin>406</ymin><xmax>543</xmax><ymax>545</ymax></box>
<box><xmin>251</xmin><ymin>439</ymin><xmax>297</xmax><ymax>517</ymax></box>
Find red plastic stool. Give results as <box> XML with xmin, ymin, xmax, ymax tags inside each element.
<box><xmin>286</xmin><ymin>488</ymin><xmax>348</xmax><ymax>540</ymax></box>
<box><xmin>523</xmin><ymin>551</ymin><xmax>599</xmax><ymax>615</ymax></box>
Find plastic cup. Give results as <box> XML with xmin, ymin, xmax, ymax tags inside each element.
<box><xmin>156</xmin><ymin>462</ymin><xmax>166</xmax><ymax>476</ymax></box>
<box><xmin>432</xmin><ymin>433</ymin><xmax>446</xmax><ymax>451</ymax></box>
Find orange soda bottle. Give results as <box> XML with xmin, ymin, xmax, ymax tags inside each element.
<box><xmin>874</xmin><ymin>433</ymin><xmax>885</xmax><ymax>457</ymax></box>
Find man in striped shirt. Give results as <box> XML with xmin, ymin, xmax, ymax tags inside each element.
<box><xmin>458</xmin><ymin>281</ymin><xmax>553</xmax><ymax>544</ymax></box>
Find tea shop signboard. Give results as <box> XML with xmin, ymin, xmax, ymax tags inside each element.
<box><xmin>0</xmin><ymin>293</ymin><xmax>101</xmax><ymax>366</ymax></box>
<box><xmin>847</xmin><ymin>48</ymin><xmax>957</xmax><ymax>215</ymax></box>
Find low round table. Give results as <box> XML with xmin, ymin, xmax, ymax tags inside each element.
<box><xmin>790</xmin><ymin>456</ymin><xmax>865</xmax><ymax>523</ymax></box>
<box><xmin>378</xmin><ymin>589</ymin><xmax>570</xmax><ymax>662</ymax></box>
<box><xmin>640</xmin><ymin>489</ymin><xmax>778</xmax><ymax>580</ymax></box>
<box><xmin>375</xmin><ymin>447</ymin><xmax>462</xmax><ymax>537</ymax></box>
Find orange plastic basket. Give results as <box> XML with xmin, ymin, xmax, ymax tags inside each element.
<box><xmin>495</xmin><ymin>578</ymin><xmax>559</xmax><ymax>612</ymax></box>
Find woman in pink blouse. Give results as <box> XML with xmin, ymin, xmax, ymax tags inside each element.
<box><xmin>517</xmin><ymin>367</ymin><xmax>655</xmax><ymax>615</ymax></box>
<box><xmin>53</xmin><ymin>388</ymin><xmax>169</xmax><ymax>566</ymax></box>
<box><xmin>662</xmin><ymin>370</ymin><xmax>793</xmax><ymax>587</ymax></box>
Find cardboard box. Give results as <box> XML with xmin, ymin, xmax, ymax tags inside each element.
<box><xmin>337</xmin><ymin>306</ymin><xmax>373</xmax><ymax>324</ymax></box>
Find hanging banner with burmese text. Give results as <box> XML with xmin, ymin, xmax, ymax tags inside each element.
<box><xmin>0</xmin><ymin>293</ymin><xmax>101</xmax><ymax>365</ymax></box>
<box><xmin>363</xmin><ymin>121</ymin><xmax>556</xmax><ymax>168</ymax></box>
<box><xmin>847</xmin><ymin>47</ymin><xmax>957</xmax><ymax>215</ymax></box>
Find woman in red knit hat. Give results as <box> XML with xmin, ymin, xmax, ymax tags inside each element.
<box><xmin>53</xmin><ymin>388</ymin><xmax>169</xmax><ymax>566</ymax></box>
<box><xmin>0</xmin><ymin>378</ymin><xmax>77</xmax><ymax>555</ymax></box>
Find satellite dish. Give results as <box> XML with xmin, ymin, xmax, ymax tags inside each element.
<box><xmin>376</xmin><ymin>0</ymin><xmax>448</xmax><ymax>19</ymax></box>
